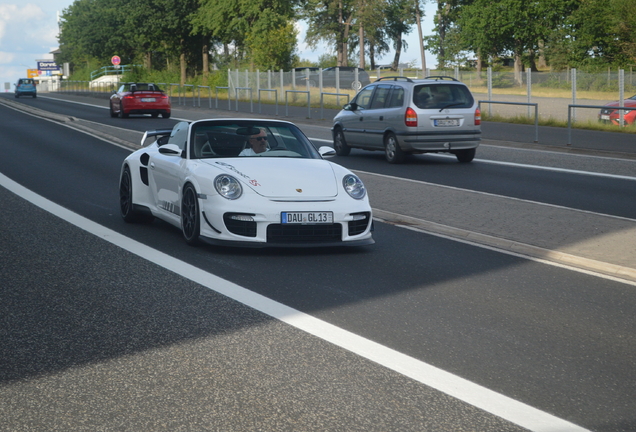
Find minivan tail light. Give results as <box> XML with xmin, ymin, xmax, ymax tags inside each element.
<box><xmin>475</xmin><ymin>107</ymin><xmax>481</xmax><ymax>125</ymax></box>
<box><xmin>405</xmin><ymin>107</ymin><xmax>418</xmax><ymax>127</ymax></box>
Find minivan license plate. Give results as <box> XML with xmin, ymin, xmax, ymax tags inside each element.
<box><xmin>282</xmin><ymin>212</ymin><xmax>333</xmax><ymax>224</ymax></box>
<box><xmin>434</xmin><ymin>119</ymin><xmax>459</xmax><ymax>127</ymax></box>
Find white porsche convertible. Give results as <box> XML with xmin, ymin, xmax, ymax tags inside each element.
<box><xmin>119</xmin><ymin>119</ymin><xmax>374</xmax><ymax>247</ymax></box>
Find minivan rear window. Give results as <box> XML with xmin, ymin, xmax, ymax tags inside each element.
<box><xmin>413</xmin><ymin>84</ymin><xmax>474</xmax><ymax>109</ymax></box>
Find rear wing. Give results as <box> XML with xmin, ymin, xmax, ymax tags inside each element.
<box><xmin>141</xmin><ymin>129</ymin><xmax>173</xmax><ymax>147</ymax></box>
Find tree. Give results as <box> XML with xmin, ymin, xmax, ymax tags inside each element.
<box><xmin>301</xmin><ymin>0</ymin><xmax>357</xmax><ymax>66</ymax></box>
<box><xmin>193</xmin><ymin>0</ymin><xmax>299</xmax><ymax>70</ymax></box>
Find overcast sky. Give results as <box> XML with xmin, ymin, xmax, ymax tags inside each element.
<box><xmin>0</xmin><ymin>1</ymin><xmax>437</xmax><ymax>90</ymax></box>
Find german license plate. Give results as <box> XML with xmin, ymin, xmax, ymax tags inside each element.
<box><xmin>281</xmin><ymin>211</ymin><xmax>333</xmax><ymax>224</ymax></box>
<box><xmin>141</xmin><ymin>97</ymin><xmax>156</xmax><ymax>102</ymax></box>
<box><xmin>434</xmin><ymin>119</ymin><xmax>459</xmax><ymax>127</ymax></box>
<box><xmin>600</xmin><ymin>114</ymin><xmax>610</xmax><ymax>120</ymax></box>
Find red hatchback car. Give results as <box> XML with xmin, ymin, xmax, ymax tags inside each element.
<box><xmin>598</xmin><ymin>95</ymin><xmax>636</xmax><ymax>126</ymax></box>
<box><xmin>110</xmin><ymin>83</ymin><xmax>171</xmax><ymax>118</ymax></box>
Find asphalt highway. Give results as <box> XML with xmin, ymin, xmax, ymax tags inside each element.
<box><xmin>0</xmin><ymin>93</ymin><xmax>635</xmax><ymax>432</ymax></box>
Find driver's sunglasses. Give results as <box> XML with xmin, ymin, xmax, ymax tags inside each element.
<box><xmin>252</xmin><ymin>136</ymin><xmax>267</xmax><ymax>141</ymax></box>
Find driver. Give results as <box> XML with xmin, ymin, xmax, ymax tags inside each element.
<box><xmin>239</xmin><ymin>128</ymin><xmax>269</xmax><ymax>156</ymax></box>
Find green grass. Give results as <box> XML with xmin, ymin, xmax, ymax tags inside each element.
<box><xmin>482</xmin><ymin>112</ymin><xmax>636</xmax><ymax>133</ymax></box>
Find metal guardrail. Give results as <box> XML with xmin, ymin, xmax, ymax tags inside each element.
<box><xmin>258</xmin><ymin>89</ymin><xmax>278</xmax><ymax>116</ymax></box>
<box><xmin>90</xmin><ymin>65</ymin><xmax>141</xmax><ymax>80</ymax></box>
<box><xmin>215</xmin><ymin>86</ymin><xmax>231</xmax><ymax>110</ymax></box>
<box><xmin>479</xmin><ymin>100</ymin><xmax>539</xmax><ymax>143</ymax></box>
<box><xmin>235</xmin><ymin>87</ymin><xmax>253</xmax><ymax>113</ymax></box>
<box><xmin>567</xmin><ymin>104</ymin><xmax>636</xmax><ymax>145</ymax></box>
<box><xmin>285</xmin><ymin>90</ymin><xmax>310</xmax><ymax>118</ymax></box>
<box><xmin>320</xmin><ymin>92</ymin><xmax>350</xmax><ymax>120</ymax></box>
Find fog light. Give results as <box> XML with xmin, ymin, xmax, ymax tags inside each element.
<box><xmin>229</xmin><ymin>214</ymin><xmax>255</xmax><ymax>222</ymax></box>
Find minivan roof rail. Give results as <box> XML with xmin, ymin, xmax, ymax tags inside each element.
<box><xmin>424</xmin><ymin>75</ymin><xmax>459</xmax><ymax>81</ymax></box>
<box><xmin>375</xmin><ymin>76</ymin><xmax>413</xmax><ymax>82</ymax></box>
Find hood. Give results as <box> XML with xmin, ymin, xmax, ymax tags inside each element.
<box><xmin>205</xmin><ymin>158</ymin><xmax>339</xmax><ymax>199</ymax></box>
<box><xmin>604</xmin><ymin>99</ymin><xmax>636</xmax><ymax>108</ymax></box>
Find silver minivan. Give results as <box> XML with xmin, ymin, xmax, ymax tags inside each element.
<box><xmin>332</xmin><ymin>76</ymin><xmax>481</xmax><ymax>163</ymax></box>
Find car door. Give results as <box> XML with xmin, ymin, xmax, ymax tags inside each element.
<box><xmin>361</xmin><ymin>84</ymin><xmax>393</xmax><ymax>148</ymax></box>
<box><xmin>339</xmin><ymin>85</ymin><xmax>376</xmax><ymax>146</ymax></box>
<box><xmin>148</xmin><ymin>122</ymin><xmax>189</xmax><ymax>219</ymax></box>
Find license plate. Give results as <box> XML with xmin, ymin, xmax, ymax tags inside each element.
<box><xmin>141</xmin><ymin>97</ymin><xmax>156</xmax><ymax>102</ymax></box>
<box><xmin>434</xmin><ymin>119</ymin><xmax>459</xmax><ymax>127</ymax></box>
<box><xmin>600</xmin><ymin>114</ymin><xmax>610</xmax><ymax>120</ymax></box>
<box><xmin>281</xmin><ymin>211</ymin><xmax>333</xmax><ymax>224</ymax></box>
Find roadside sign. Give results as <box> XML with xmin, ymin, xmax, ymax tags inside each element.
<box><xmin>111</xmin><ymin>56</ymin><xmax>121</xmax><ymax>66</ymax></box>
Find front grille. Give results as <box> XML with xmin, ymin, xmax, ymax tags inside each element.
<box><xmin>267</xmin><ymin>223</ymin><xmax>342</xmax><ymax>244</ymax></box>
<box><xmin>348</xmin><ymin>212</ymin><xmax>371</xmax><ymax>236</ymax></box>
<box><xmin>224</xmin><ymin>213</ymin><xmax>257</xmax><ymax>237</ymax></box>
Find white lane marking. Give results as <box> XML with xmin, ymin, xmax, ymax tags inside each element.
<box><xmin>428</xmin><ymin>152</ymin><xmax>636</xmax><ymax>181</ymax></box>
<box><xmin>311</xmin><ymin>137</ymin><xmax>636</xmax><ymax>181</ymax></box>
<box><xmin>356</xmin><ymin>170</ymin><xmax>636</xmax><ymax>223</ymax></box>
<box><xmin>0</xmin><ymin>172</ymin><xmax>591</xmax><ymax>432</ymax></box>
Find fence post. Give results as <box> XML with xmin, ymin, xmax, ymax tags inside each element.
<box><xmin>280</xmin><ymin>69</ymin><xmax>284</xmax><ymax>102</ymax></box>
<box><xmin>526</xmin><ymin>68</ymin><xmax>532</xmax><ymax>118</ymax></box>
<box><xmin>571</xmin><ymin>68</ymin><xmax>577</xmax><ymax>123</ymax></box>
<box><xmin>487</xmin><ymin>67</ymin><xmax>492</xmax><ymax>117</ymax></box>
<box><xmin>619</xmin><ymin>69</ymin><xmax>625</xmax><ymax>126</ymax></box>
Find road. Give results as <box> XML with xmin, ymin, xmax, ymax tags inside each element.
<box><xmin>0</xmin><ymin>93</ymin><xmax>635</xmax><ymax>432</ymax></box>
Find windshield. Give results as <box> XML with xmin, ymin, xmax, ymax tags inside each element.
<box><xmin>413</xmin><ymin>83</ymin><xmax>474</xmax><ymax>109</ymax></box>
<box><xmin>189</xmin><ymin>121</ymin><xmax>321</xmax><ymax>160</ymax></box>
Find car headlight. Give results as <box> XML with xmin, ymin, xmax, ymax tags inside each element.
<box><xmin>214</xmin><ymin>175</ymin><xmax>242</xmax><ymax>200</ymax></box>
<box><xmin>343</xmin><ymin>174</ymin><xmax>366</xmax><ymax>199</ymax></box>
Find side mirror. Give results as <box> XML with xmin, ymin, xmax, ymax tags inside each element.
<box><xmin>158</xmin><ymin>144</ymin><xmax>183</xmax><ymax>156</ymax></box>
<box><xmin>344</xmin><ymin>102</ymin><xmax>358</xmax><ymax>111</ymax></box>
<box><xmin>318</xmin><ymin>146</ymin><xmax>336</xmax><ymax>157</ymax></box>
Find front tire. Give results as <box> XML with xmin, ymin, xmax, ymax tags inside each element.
<box><xmin>384</xmin><ymin>132</ymin><xmax>406</xmax><ymax>164</ymax></box>
<box><xmin>181</xmin><ymin>184</ymin><xmax>201</xmax><ymax>246</ymax></box>
<box><xmin>120</xmin><ymin>166</ymin><xmax>153</xmax><ymax>223</ymax></box>
<box><xmin>162</xmin><ymin>112</ymin><xmax>171</xmax><ymax>119</ymax></box>
<box><xmin>454</xmin><ymin>148</ymin><xmax>476</xmax><ymax>163</ymax></box>
<box><xmin>333</xmin><ymin>128</ymin><xmax>351</xmax><ymax>156</ymax></box>
<box><xmin>110</xmin><ymin>103</ymin><xmax>118</xmax><ymax>118</ymax></box>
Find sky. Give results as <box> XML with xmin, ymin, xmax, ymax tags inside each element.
<box><xmin>0</xmin><ymin>1</ymin><xmax>438</xmax><ymax>90</ymax></box>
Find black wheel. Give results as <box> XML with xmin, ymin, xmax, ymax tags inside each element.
<box><xmin>119</xmin><ymin>104</ymin><xmax>129</xmax><ymax>118</ymax></box>
<box><xmin>33</xmin><ymin>94</ymin><xmax>37</xmax><ymax>98</ymax></box>
<box><xmin>181</xmin><ymin>184</ymin><xmax>201</xmax><ymax>246</ymax></box>
<box><xmin>384</xmin><ymin>132</ymin><xmax>406</xmax><ymax>164</ymax></box>
<box><xmin>151</xmin><ymin>112</ymin><xmax>159</xmax><ymax>118</ymax></box>
<box><xmin>14</xmin><ymin>94</ymin><xmax>18</xmax><ymax>98</ymax></box>
<box><xmin>109</xmin><ymin>103</ymin><xmax>118</xmax><ymax>118</ymax></box>
<box><xmin>119</xmin><ymin>166</ymin><xmax>153</xmax><ymax>223</ymax></box>
<box><xmin>455</xmin><ymin>148</ymin><xmax>476</xmax><ymax>163</ymax></box>
<box><xmin>333</xmin><ymin>128</ymin><xmax>351</xmax><ymax>156</ymax></box>
<box><xmin>162</xmin><ymin>112</ymin><xmax>171</xmax><ymax>119</ymax></box>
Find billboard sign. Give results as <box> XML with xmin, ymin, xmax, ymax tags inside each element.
<box><xmin>27</xmin><ymin>69</ymin><xmax>39</xmax><ymax>78</ymax></box>
<box><xmin>37</xmin><ymin>61</ymin><xmax>61</xmax><ymax>72</ymax></box>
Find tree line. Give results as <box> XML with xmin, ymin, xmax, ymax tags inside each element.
<box><xmin>57</xmin><ymin>0</ymin><xmax>636</xmax><ymax>85</ymax></box>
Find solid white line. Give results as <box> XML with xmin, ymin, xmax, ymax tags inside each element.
<box><xmin>311</xmin><ymin>137</ymin><xmax>636</xmax><ymax>181</ymax></box>
<box><xmin>357</xmin><ymin>170</ymin><xmax>636</xmax><ymax>223</ymax></box>
<box><xmin>0</xmin><ymin>172</ymin><xmax>590</xmax><ymax>432</ymax></box>
<box><xmin>429</xmin><ymin>152</ymin><xmax>636</xmax><ymax>181</ymax></box>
